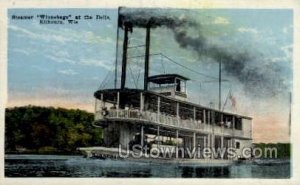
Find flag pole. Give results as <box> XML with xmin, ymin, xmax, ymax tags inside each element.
<box><xmin>219</xmin><ymin>59</ymin><xmax>221</xmax><ymax>111</ymax></box>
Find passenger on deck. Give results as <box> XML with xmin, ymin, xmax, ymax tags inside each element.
<box><xmin>111</xmin><ymin>104</ymin><xmax>116</xmax><ymax>110</ymax></box>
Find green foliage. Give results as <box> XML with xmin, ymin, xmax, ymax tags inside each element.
<box><xmin>38</xmin><ymin>146</ymin><xmax>57</xmax><ymax>154</ymax></box>
<box><xmin>5</xmin><ymin>105</ymin><xmax>103</xmax><ymax>154</ymax></box>
<box><xmin>253</xmin><ymin>143</ymin><xmax>291</xmax><ymax>159</ymax></box>
<box><xmin>163</xmin><ymin>140</ymin><xmax>177</xmax><ymax>146</ymax></box>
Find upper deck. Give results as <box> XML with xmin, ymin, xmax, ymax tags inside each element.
<box><xmin>148</xmin><ymin>74</ymin><xmax>189</xmax><ymax>101</ymax></box>
<box><xmin>94</xmin><ymin>88</ymin><xmax>252</xmax><ymax>139</ymax></box>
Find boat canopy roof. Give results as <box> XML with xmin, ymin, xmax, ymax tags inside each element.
<box><xmin>148</xmin><ymin>74</ymin><xmax>190</xmax><ymax>84</ymax></box>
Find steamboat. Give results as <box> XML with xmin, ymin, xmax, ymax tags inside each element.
<box><xmin>79</xmin><ymin>9</ymin><xmax>253</xmax><ymax>165</ymax></box>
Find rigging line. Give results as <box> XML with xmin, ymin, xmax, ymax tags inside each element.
<box><xmin>99</xmin><ymin>70</ymin><xmax>112</xmax><ymax>89</ymax></box>
<box><xmin>160</xmin><ymin>54</ymin><xmax>166</xmax><ymax>74</ymax></box>
<box><xmin>190</xmin><ymin>79</ymin><xmax>229</xmax><ymax>83</ymax></box>
<box><xmin>136</xmin><ymin>57</ymin><xmax>142</xmax><ymax>84</ymax></box>
<box><xmin>127</xmin><ymin>53</ymin><xmax>161</xmax><ymax>59</ymax></box>
<box><xmin>128</xmin><ymin>44</ymin><xmax>145</xmax><ymax>49</ymax></box>
<box><xmin>103</xmin><ymin>70</ymin><xmax>115</xmax><ymax>89</ymax></box>
<box><xmin>128</xmin><ymin>52</ymin><xmax>227</xmax><ymax>81</ymax></box>
<box><xmin>199</xmin><ymin>82</ymin><xmax>201</xmax><ymax>105</ymax></box>
<box><xmin>222</xmin><ymin>88</ymin><xmax>232</xmax><ymax>111</ymax></box>
<box><xmin>136</xmin><ymin>69</ymin><xmax>141</xmax><ymax>85</ymax></box>
<box><xmin>159</xmin><ymin>53</ymin><xmax>226</xmax><ymax>81</ymax></box>
<box><xmin>99</xmin><ymin>70</ymin><xmax>113</xmax><ymax>89</ymax></box>
<box><xmin>128</xmin><ymin>64</ymin><xmax>138</xmax><ymax>88</ymax></box>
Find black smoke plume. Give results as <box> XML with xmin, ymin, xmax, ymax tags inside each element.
<box><xmin>119</xmin><ymin>8</ymin><xmax>290</xmax><ymax>97</ymax></box>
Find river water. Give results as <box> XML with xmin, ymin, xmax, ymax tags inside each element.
<box><xmin>5</xmin><ymin>155</ymin><xmax>290</xmax><ymax>178</ymax></box>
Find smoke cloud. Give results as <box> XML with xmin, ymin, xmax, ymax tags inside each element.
<box><xmin>119</xmin><ymin>8</ymin><xmax>291</xmax><ymax>98</ymax></box>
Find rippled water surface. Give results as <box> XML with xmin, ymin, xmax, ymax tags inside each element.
<box><xmin>5</xmin><ymin>155</ymin><xmax>290</xmax><ymax>178</ymax></box>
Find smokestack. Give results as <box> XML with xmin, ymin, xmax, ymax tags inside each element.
<box><xmin>144</xmin><ymin>23</ymin><xmax>151</xmax><ymax>91</ymax></box>
<box><xmin>120</xmin><ymin>22</ymin><xmax>132</xmax><ymax>90</ymax></box>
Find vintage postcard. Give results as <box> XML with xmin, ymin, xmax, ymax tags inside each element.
<box><xmin>0</xmin><ymin>0</ymin><xmax>299</xmax><ymax>184</ymax></box>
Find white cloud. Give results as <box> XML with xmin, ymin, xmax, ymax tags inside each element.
<box><xmin>237</xmin><ymin>27</ymin><xmax>258</xmax><ymax>34</ymax></box>
<box><xmin>55</xmin><ymin>50</ymin><xmax>71</xmax><ymax>58</ymax></box>
<box><xmin>213</xmin><ymin>16</ymin><xmax>230</xmax><ymax>25</ymax></box>
<box><xmin>46</xmin><ymin>54</ymin><xmax>76</xmax><ymax>64</ymax></box>
<box><xmin>10</xmin><ymin>24</ymin><xmax>115</xmax><ymax>72</ymax></box>
<box><xmin>31</xmin><ymin>65</ymin><xmax>50</xmax><ymax>72</ymax></box>
<box><xmin>45</xmin><ymin>48</ymin><xmax>113</xmax><ymax>70</ymax></box>
<box><xmin>281</xmin><ymin>44</ymin><xmax>293</xmax><ymax>59</ymax></box>
<box><xmin>9</xmin><ymin>24</ymin><xmax>114</xmax><ymax>46</ymax></box>
<box><xmin>269</xmin><ymin>57</ymin><xmax>289</xmax><ymax>63</ymax></box>
<box><xmin>264</xmin><ymin>44</ymin><xmax>292</xmax><ymax>63</ymax></box>
<box><xmin>9</xmin><ymin>25</ymin><xmax>71</xmax><ymax>44</ymax></box>
<box><xmin>282</xmin><ymin>24</ymin><xmax>293</xmax><ymax>34</ymax></box>
<box><xmin>13</xmin><ymin>48</ymin><xmax>31</xmax><ymax>56</ymax></box>
<box><xmin>85</xmin><ymin>32</ymin><xmax>114</xmax><ymax>44</ymax></box>
<box><xmin>79</xmin><ymin>59</ymin><xmax>112</xmax><ymax>70</ymax></box>
<box><xmin>58</xmin><ymin>69</ymin><xmax>78</xmax><ymax>75</ymax></box>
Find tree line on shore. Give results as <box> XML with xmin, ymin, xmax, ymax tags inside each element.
<box><xmin>253</xmin><ymin>143</ymin><xmax>290</xmax><ymax>159</ymax></box>
<box><xmin>5</xmin><ymin>106</ymin><xmax>103</xmax><ymax>154</ymax></box>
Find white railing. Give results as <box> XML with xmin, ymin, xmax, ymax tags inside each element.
<box><xmin>95</xmin><ymin>109</ymin><xmax>248</xmax><ymax>138</ymax></box>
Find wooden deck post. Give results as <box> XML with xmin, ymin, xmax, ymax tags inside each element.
<box><xmin>141</xmin><ymin>125</ymin><xmax>144</xmax><ymax>150</ymax></box>
<box><xmin>117</xmin><ymin>92</ymin><xmax>120</xmax><ymax>109</ymax></box>
<box><xmin>176</xmin><ymin>130</ymin><xmax>179</xmax><ymax>158</ymax></box>
<box><xmin>207</xmin><ymin>111</ymin><xmax>210</xmax><ymax>124</ymax></box>
<box><xmin>207</xmin><ymin>134</ymin><xmax>210</xmax><ymax>148</ymax></box>
<box><xmin>176</xmin><ymin>102</ymin><xmax>180</xmax><ymax>126</ymax></box>
<box><xmin>220</xmin><ymin>113</ymin><xmax>224</xmax><ymax>159</ymax></box>
<box><xmin>203</xmin><ymin>109</ymin><xmax>206</xmax><ymax>124</ymax></box>
<box><xmin>193</xmin><ymin>133</ymin><xmax>196</xmax><ymax>157</ymax></box>
<box><xmin>157</xmin><ymin>97</ymin><xmax>161</xmax><ymax>122</ymax></box>
<box><xmin>221</xmin><ymin>136</ymin><xmax>224</xmax><ymax>159</ymax></box>
<box><xmin>232</xmin><ymin>116</ymin><xmax>235</xmax><ymax>148</ymax></box>
<box><xmin>100</xmin><ymin>93</ymin><xmax>104</xmax><ymax>109</ymax></box>
<box><xmin>193</xmin><ymin>107</ymin><xmax>196</xmax><ymax>123</ymax></box>
<box><xmin>211</xmin><ymin>135</ymin><xmax>215</xmax><ymax>159</ymax></box>
<box><xmin>117</xmin><ymin>92</ymin><xmax>120</xmax><ymax>117</ymax></box>
<box><xmin>157</xmin><ymin>126</ymin><xmax>160</xmax><ymax>147</ymax></box>
<box><xmin>140</xmin><ymin>92</ymin><xmax>144</xmax><ymax>112</ymax></box>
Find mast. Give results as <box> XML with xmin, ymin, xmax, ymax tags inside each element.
<box><xmin>114</xmin><ymin>7</ymin><xmax>120</xmax><ymax>89</ymax></box>
<box><xmin>144</xmin><ymin>23</ymin><xmax>151</xmax><ymax>91</ymax></box>
<box><xmin>120</xmin><ymin>22</ymin><xmax>131</xmax><ymax>90</ymax></box>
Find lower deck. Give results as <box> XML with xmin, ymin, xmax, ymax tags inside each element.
<box><xmin>94</xmin><ymin>120</ymin><xmax>251</xmax><ymax>160</ymax></box>
<box><xmin>78</xmin><ymin>146</ymin><xmax>236</xmax><ymax>165</ymax></box>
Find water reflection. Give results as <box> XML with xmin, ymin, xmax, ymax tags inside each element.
<box><xmin>5</xmin><ymin>155</ymin><xmax>290</xmax><ymax>178</ymax></box>
<box><xmin>181</xmin><ymin>166</ymin><xmax>230</xmax><ymax>178</ymax></box>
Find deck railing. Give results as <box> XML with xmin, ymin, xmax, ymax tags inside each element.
<box><xmin>95</xmin><ymin>109</ymin><xmax>249</xmax><ymax>138</ymax></box>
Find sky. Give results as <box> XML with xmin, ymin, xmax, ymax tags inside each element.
<box><xmin>7</xmin><ymin>8</ymin><xmax>293</xmax><ymax>143</ymax></box>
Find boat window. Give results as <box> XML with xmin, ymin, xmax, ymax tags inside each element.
<box><xmin>236</xmin><ymin>142</ymin><xmax>240</xmax><ymax>149</ymax></box>
<box><xmin>176</xmin><ymin>79</ymin><xmax>181</xmax><ymax>92</ymax></box>
<box><xmin>235</xmin><ymin>117</ymin><xmax>243</xmax><ymax>130</ymax></box>
<box><xmin>215</xmin><ymin>112</ymin><xmax>223</xmax><ymax>126</ymax></box>
<box><xmin>210</xmin><ymin>111</ymin><xmax>214</xmax><ymax>124</ymax></box>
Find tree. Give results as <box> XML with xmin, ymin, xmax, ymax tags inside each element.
<box><xmin>5</xmin><ymin>106</ymin><xmax>103</xmax><ymax>154</ymax></box>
